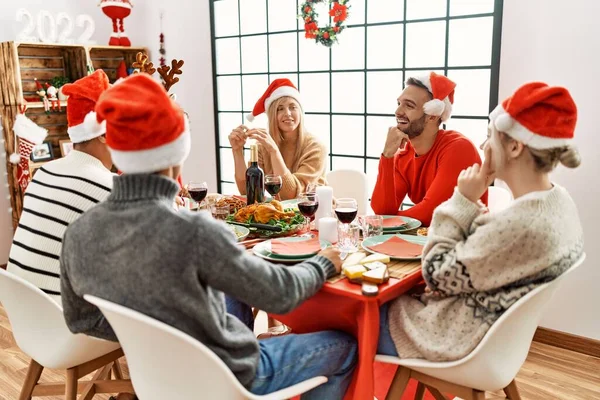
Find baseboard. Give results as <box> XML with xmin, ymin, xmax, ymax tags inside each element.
<box><xmin>0</xmin><ymin>264</ymin><xmax>5</xmax><ymax>270</ymax></box>
<box><xmin>534</xmin><ymin>327</ymin><xmax>600</xmax><ymax>358</ymax></box>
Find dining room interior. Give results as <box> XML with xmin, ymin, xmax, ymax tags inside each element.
<box><xmin>0</xmin><ymin>0</ymin><xmax>598</xmax><ymax>399</ymax></box>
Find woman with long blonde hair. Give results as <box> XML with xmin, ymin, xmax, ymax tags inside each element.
<box><xmin>229</xmin><ymin>79</ymin><xmax>327</xmax><ymax>200</ymax></box>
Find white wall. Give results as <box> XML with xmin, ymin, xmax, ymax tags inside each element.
<box><xmin>500</xmin><ymin>0</ymin><xmax>600</xmax><ymax>340</ymax></box>
<box><xmin>0</xmin><ymin>0</ymin><xmax>217</xmax><ymax>263</ymax></box>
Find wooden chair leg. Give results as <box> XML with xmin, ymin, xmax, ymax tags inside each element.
<box><xmin>424</xmin><ymin>385</ymin><xmax>448</xmax><ymax>400</ymax></box>
<box><xmin>112</xmin><ymin>360</ymin><xmax>124</xmax><ymax>380</ymax></box>
<box><xmin>385</xmin><ymin>366</ymin><xmax>411</xmax><ymax>400</ymax></box>
<box><xmin>65</xmin><ymin>368</ymin><xmax>78</xmax><ymax>400</ymax></box>
<box><xmin>472</xmin><ymin>389</ymin><xmax>486</xmax><ymax>400</ymax></box>
<box><xmin>503</xmin><ymin>380</ymin><xmax>522</xmax><ymax>400</ymax></box>
<box><xmin>18</xmin><ymin>359</ymin><xmax>44</xmax><ymax>400</ymax></box>
<box><xmin>414</xmin><ymin>382</ymin><xmax>426</xmax><ymax>400</ymax></box>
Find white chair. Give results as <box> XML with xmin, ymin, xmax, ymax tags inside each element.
<box><xmin>0</xmin><ymin>268</ymin><xmax>131</xmax><ymax>400</ymax></box>
<box><xmin>487</xmin><ymin>185</ymin><xmax>512</xmax><ymax>213</ymax></box>
<box><xmin>326</xmin><ymin>169</ymin><xmax>369</xmax><ymax>215</ymax></box>
<box><xmin>376</xmin><ymin>254</ymin><xmax>586</xmax><ymax>400</ymax></box>
<box><xmin>84</xmin><ymin>294</ymin><xmax>328</xmax><ymax>400</ymax></box>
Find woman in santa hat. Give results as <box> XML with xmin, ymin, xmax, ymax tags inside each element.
<box><xmin>228</xmin><ymin>79</ymin><xmax>327</xmax><ymax>200</ymax></box>
<box><xmin>376</xmin><ymin>82</ymin><xmax>584</xmax><ymax>365</ymax></box>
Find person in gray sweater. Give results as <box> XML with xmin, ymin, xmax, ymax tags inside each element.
<box><xmin>60</xmin><ymin>74</ymin><xmax>357</xmax><ymax>400</ymax></box>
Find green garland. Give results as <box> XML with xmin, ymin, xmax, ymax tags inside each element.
<box><xmin>299</xmin><ymin>0</ymin><xmax>350</xmax><ymax>47</ymax></box>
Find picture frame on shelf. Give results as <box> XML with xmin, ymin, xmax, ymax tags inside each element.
<box><xmin>28</xmin><ymin>161</ymin><xmax>47</xmax><ymax>179</ymax></box>
<box><xmin>30</xmin><ymin>142</ymin><xmax>53</xmax><ymax>162</ymax></box>
<box><xmin>59</xmin><ymin>139</ymin><xmax>73</xmax><ymax>157</ymax></box>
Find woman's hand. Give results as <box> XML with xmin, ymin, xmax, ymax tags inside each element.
<box><xmin>228</xmin><ymin>125</ymin><xmax>248</xmax><ymax>151</ymax></box>
<box><xmin>458</xmin><ymin>146</ymin><xmax>496</xmax><ymax>203</ymax></box>
<box><xmin>246</xmin><ymin>128</ymin><xmax>279</xmax><ymax>155</ymax></box>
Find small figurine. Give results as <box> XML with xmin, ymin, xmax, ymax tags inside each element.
<box><xmin>34</xmin><ymin>78</ymin><xmax>50</xmax><ymax>113</ymax></box>
<box><xmin>99</xmin><ymin>0</ymin><xmax>133</xmax><ymax>46</ymax></box>
<box><xmin>45</xmin><ymin>83</ymin><xmax>61</xmax><ymax>112</ymax></box>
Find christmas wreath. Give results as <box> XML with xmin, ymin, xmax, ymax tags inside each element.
<box><xmin>300</xmin><ymin>0</ymin><xmax>350</xmax><ymax>47</ymax></box>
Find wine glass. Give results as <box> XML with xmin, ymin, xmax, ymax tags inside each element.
<box><xmin>265</xmin><ymin>174</ymin><xmax>282</xmax><ymax>199</ymax></box>
<box><xmin>188</xmin><ymin>181</ymin><xmax>208</xmax><ymax>210</ymax></box>
<box><xmin>335</xmin><ymin>198</ymin><xmax>359</xmax><ymax>252</ymax></box>
<box><xmin>297</xmin><ymin>192</ymin><xmax>319</xmax><ymax>230</ymax></box>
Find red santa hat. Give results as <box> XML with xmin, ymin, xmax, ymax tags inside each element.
<box><xmin>489</xmin><ymin>82</ymin><xmax>577</xmax><ymax>150</ymax></box>
<box><xmin>247</xmin><ymin>78</ymin><xmax>302</xmax><ymax>122</ymax></box>
<box><xmin>96</xmin><ymin>73</ymin><xmax>190</xmax><ymax>174</ymax></box>
<box><xmin>406</xmin><ymin>72</ymin><xmax>456</xmax><ymax>122</ymax></box>
<box><xmin>61</xmin><ymin>70</ymin><xmax>111</xmax><ymax>143</ymax></box>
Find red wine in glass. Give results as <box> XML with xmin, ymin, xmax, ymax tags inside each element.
<box><xmin>335</xmin><ymin>207</ymin><xmax>357</xmax><ymax>224</ymax></box>
<box><xmin>298</xmin><ymin>201</ymin><xmax>319</xmax><ymax>221</ymax></box>
<box><xmin>265</xmin><ymin>182</ymin><xmax>282</xmax><ymax>196</ymax></box>
<box><xmin>189</xmin><ymin>188</ymin><xmax>208</xmax><ymax>203</ymax></box>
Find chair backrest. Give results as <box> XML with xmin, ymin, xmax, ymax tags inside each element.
<box><xmin>0</xmin><ymin>268</ymin><xmax>119</xmax><ymax>369</ymax></box>
<box><xmin>326</xmin><ymin>169</ymin><xmax>369</xmax><ymax>215</ymax></box>
<box><xmin>419</xmin><ymin>254</ymin><xmax>586</xmax><ymax>391</ymax></box>
<box><xmin>84</xmin><ymin>295</ymin><xmax>253</xmax><ymax>400</ymax></box>
<box><xmin>487</xmin><ymin>185</ymin><xmax>512</xmax><ymax>213</ymax></box>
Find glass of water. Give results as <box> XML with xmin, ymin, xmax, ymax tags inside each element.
<box><xmin>337</xmin><ymin>224</ymin><xmax>360</xmax><ymax>253</ymax></box>
<box><xmin>360</xmin><ymin>215</ymin><xmax>384</xmax><ymax>238</ymax></box>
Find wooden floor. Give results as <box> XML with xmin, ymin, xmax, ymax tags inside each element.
<box><xmin>1</xmin><ymin>305</ymin><xmax>599</xmax><ymax>400</ymax></box>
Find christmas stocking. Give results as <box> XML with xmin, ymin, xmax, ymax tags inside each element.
<box><xmin>10</xmin><ymin>114</ymin><xmax>48</xmax><ymax>190</ymax></box>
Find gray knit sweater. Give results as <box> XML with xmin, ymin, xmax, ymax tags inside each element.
<box><xmin>60</xmin><ymin>174</ymin><xmax>336</xmax><ymax>388</ymax></box>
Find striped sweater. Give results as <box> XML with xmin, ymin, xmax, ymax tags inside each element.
<box><xmin>7</xmin><ymin>150</ymin><xmax>113</xmax><ymax>304</ymax></box>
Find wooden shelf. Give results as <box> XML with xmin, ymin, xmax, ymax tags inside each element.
<box><xmin>26</xmin><ymin>101</ymin><xmax>67</xmax><ymax>109</ymax></box>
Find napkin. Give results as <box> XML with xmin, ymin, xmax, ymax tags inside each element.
<box><xmin>382</xmin><ymin>217</ymin><xmax>408</xmax><ymax>228</ymax></box>
<box><xmin>271</xmin><ymin>237</ymin><xmax>321</xmax><ymax>255</ymax></box>
<box><xmin>367</xmin><ymin>236</ymin><xmax>423</xmax><ymax>258</ymax></box>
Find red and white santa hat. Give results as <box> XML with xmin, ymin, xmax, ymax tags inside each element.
<box><xmin>247</xmin><ymin>78</ymin><xmax>302</xmax><ymax>122</ymax></box>
<box><xmin>489</xmin><ymin>82</ymin><xmax>577</xmax><ymax>150</ymax></box>
<box><xmin>95</xmin><ymin>73</ymin><xmax>190</xmax><ymax>174</ymax></box>
<box><xmin>61</xmin><ymin>70</ymin><xmax>111</xmax><ymax>143</ymax></box>
<box><xmin>406</xmin><ymin>72</ymin><xmax>456</xmax><ymax>122</ymax></box>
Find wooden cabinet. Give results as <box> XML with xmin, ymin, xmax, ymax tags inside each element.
<box><xmin>0</xmin><ymin>42</ymin><xmax>148</xmax><ymax>230</ymax></box>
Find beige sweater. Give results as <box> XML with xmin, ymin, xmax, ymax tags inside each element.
<box><xmin>387</xmin><ymin>184</ymin><xmax>584</xmax><ymax>361</ymax></box>
<box><xmin>257</xmin><ymin>134</ymin><xmax>327</xmax><ymax>200</ymax></box>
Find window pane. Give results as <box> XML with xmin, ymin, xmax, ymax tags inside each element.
<box><xmin>404</xmin><ymin>69</ymin><xmax>445</xmax><ymax>82</ymax></box>
<box><xmin>450</xmin><ymin>0</ymin><xmax>494</xmax><ymax>16</ymax></box>
<box><xmin>332</xmin><ymin>156</ymin><xmax>364</xmax><ymax>172</ymax></box>
<box><xmin>242</xmin><ymin>74</ymin><xmax>269</xmax><ymax>112</ymax></box>
<box><xmin>218</xmin><ymin>112</ymin><xmax>244</xmax><ymax>147</ymax></box>
<box><xmin>367</xmin><ymin>0</ymin><xmax>404</xmax><ymax>23</ymax></box>
<box><xmin>332</xmin><ymin>26</ymin><xmax>365</xmax><ymax>71</ymax></box>
<box><xmin>367</xmin><ymin>116</ymin><xmax>395</xmax><ymax>157</ymax></box>
<box><xmin>269</xmin><ymin>73</ymin><xmax>299</xmax><ymax>87</ymax></box>
<box><xmin>268</xmin><ymin>0</ymin><xmax>298</xmax><ymax>32</ymax></box>
<box><xmin>332</xmin><ymin>115</ymin><xmax>365</xmax><ymax>156</ymax></box>
<box><xmin>215</xmin><ymin>38</ymin><xmax>240</xmax><ymax>75</ymax></box>
<box><xmin>299</xmin><ymin>73</ymin><xmax>330</xmax><ymax>113</ymax></box>
<box><xmin>241</xmin><ymin>36</ymin><xmax>268</xmax><ymax>73</ymax></box>
<box><xmin>221</xmin><ymin>182</ymin><xmax>240</xmax><ymax>196</ymax></box>
<box><xmin>447</xmin><ymin>69</ymin><xmax>491</xmax><ymax>116</ymax></box>
<box><xmin>213</xmin><ymin>0</ymin><xmax>239</xmax><ymax>37</ymax></box>
<box><xmin>448</xmin><ymin>17</ymin><xmax>493</xmax><ymax>66</ymax></box>
<box><xmin>298</xmin><ymin>32</ymin><xmax>330</xmax><ymax>71</ymax></box>
<box><xmin>332</xmin><ymin>72</ymin><xmax>365</xmax><ymax>114</ymax></box>
<box><xmin>366</xmin><ymin>158</ymin><xmax>380</xmax><ymax>200</ymax></box>
<box><xmin>444</xmin><ymin>118</ymin><xmax>487</xmax><ymax>157</ymax></box>
<box><xmin>240</xmin><ymin>0</ymin><xmax>267</xmax><ymax>35</ymax></box>
<box><xmin>367</xmin><ymin>71</ymin><xmax>403</xmax><ymax>114</ymax></box>
<box><xmin>217</xmin><ymin>76</ymin><xmax>242</xmax><ymax>111</ymax></box>
<box><xmin>220</xmin><ymin>148</ymin><xmax>236</xmax><ymax>182</ymax></box>
<box><xmin>405</xmin><ymin>21</ymin><xmax>446</xmax><ymax>68</ymax></box>
<box><xmin>269</xmin><ymin>32</ymin><xmax>298</xmax><ymax>72</ymax></box>
<box><xmin>348</xmin><ymin>0</ymin><xmax>366</xmax><ymax>25</ymax></box>
<box><xmin>304</xmin><ymin>114</ymin><xmax>331</xmax><ymax>153</ymax></box>
<box><xmin>367</xmin><ymin>24</ymin><xmax>403</xmax><ymax>69</ymax></box>
<box><xmin>406</xmin><ymin>0</ymin><xmax>447</xmax><ymax>20</ymax></box>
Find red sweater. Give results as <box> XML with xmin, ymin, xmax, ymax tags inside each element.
<box><xmin>371</xmin><ymin>130</ymin><xmax>487</xmax><ymax>226</ymax></box>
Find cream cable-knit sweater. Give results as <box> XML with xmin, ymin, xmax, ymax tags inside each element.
<box><xmin>387</xmin><ymin>184</ymin><xmax>584</xmax><ymax>361</ymax></box>
<box><xmin>7</xmin><ymin>151</ymin><xmax>113</xmax><ymax>304</ymax></box>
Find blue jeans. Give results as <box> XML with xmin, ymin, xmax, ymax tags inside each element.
<box><xmin>226</xmin><ymin>296</ymin><xmax>358</xmax><ymax>400</ymax></box>
<box><xmin>377</xmin><ymin>302</ymin><xmax>399</xmax><ymax>356</ymax></box>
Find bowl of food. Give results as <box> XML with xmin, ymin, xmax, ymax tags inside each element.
<box><xmin>228</xmin><ymin>224</ymin><xmax>250</xmax><ymax>242</ymax></box>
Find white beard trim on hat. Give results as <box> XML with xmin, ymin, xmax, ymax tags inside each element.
<box><xmin>490</xmin><ymin>104</ymin><xmax>572</xmax><ymax>150</ymax></box>
<box><xmin>68</xmin><ymin>111</ymin><xmax>107</xmax><ymax>143</ymax></box>
<box><xmin>109</xmin><ymin>117</ymin><xmax>192</xmax><ymax>174</ymax></box>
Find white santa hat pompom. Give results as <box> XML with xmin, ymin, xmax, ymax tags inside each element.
<box><xmin>83</xmin><ymin>112</ymin><xmax>105</xmax><ymax>137</ymax></box>
<box><xmin>9</xmin><ymin>153</ymin><xmax>21</xmax><ymax>164</ymax></box>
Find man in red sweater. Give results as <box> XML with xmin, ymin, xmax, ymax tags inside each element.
<box><xmin>371</xmin><ymin>72</ymin><xmax>487</xmax><ymax>226</ymax></box>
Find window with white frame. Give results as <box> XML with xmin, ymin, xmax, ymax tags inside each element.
<box><xmin>210</xmin><ymin>0</ymin><xmax>503</xmax><ymax>196</ymax></box>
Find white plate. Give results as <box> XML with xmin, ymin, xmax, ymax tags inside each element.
<box><xmin>253</xmin><ymin>237</ymin><xmax>330</xmax><ymax>263</ymax></box>
<box><xmin>280</xmin><ymin>198</ymin><xmax>300</xmax><ymax>210</ymax></box>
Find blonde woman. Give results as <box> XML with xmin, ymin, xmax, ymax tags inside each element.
<box><xmin>377</xmin><ymin>82</ymin><xmax>584</xmax><ymax>361</ymax></box>
<box><xmin>228</xmin><ymin>79</ymin><xmax>327</xmax><ymax>200</ymax></box>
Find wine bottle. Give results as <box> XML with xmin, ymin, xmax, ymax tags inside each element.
<box><xmin>246</xmin><ymin>144</ymin><xmax>264</xmax><ymax>204</ymax></box>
